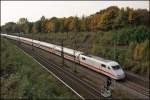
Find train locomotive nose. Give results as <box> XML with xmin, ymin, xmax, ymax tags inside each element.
<box><xmin>116</xmin><ymin>73</ymin><xmax>125</xmax><ymax>79</ymax></box>
<box><xmin>114</xmin><ymin>69</ymin><xmax>126</xmax><ymax>80</ymax></box>
<box><xmin>116</xmin><ymin>71</ymin><xmax>126</xmax><ymax>80</ymax></box>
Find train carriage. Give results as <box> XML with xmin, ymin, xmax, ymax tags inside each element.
<box><xmin>1</xmin><ymin>34</ymin><xmax>125</xmax><ymax>80</ymax></box>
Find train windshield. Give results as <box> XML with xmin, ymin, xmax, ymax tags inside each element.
<box><xmin>112</xmin><ymin>65</ymin><xmax>120</xmax><ymax>70</ymax></box>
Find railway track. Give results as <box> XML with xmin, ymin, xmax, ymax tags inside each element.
<box><xmin>6</xmin><ymin>38</ymin><xmax>149</xmax><ymax>99</ymax></box>
<box><xmin>13</xmin><ymin>41</ymin><xmax>105</xmax><ymax>99</ymax></box>
<box><xmin>125</xmin><ymin>71</ymin><xmax>149</xmax><ymax>89</ymax></box>
<box><xmin>119</xmin><ymin>79</ymin><xmax>150</xmax><ymax>97</ymax></box>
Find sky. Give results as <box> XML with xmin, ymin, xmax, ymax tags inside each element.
<box><xmin>1</xmin><ymin>1</ymin><xmax>149</xmax><ymax>25</ymax></box>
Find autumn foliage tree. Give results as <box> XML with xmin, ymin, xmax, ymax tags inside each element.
<box><xmin>1</xmin><ymin>6</ymin><xmax>149</xmax><ymax>36</ymax></box>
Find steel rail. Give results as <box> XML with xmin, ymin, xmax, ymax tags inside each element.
<box><xmin>5</xmin><ymin>37</ymin><xmax>149</xmax><ymax>99</ymax></box>
<box><xmin>14</xmin><ymin>41</ymin><xmax>104</xmax><ymax>99</ymax></box>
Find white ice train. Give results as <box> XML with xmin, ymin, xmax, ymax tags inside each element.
<box><xmin>1</xmin><ymin>34</ymin><xmax>126</xmax><ymax>80</ymax></box>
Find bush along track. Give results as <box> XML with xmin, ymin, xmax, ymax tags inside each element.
<box><xmin>1</xmin><ymin>38</ymin><xmax>78</xmax><ymax>99</ymax></box>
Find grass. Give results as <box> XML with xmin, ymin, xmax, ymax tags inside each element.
<box><xmin>1</xmin><ymin>38</ymin><xmax>79</xmax><ymax>99</ymax></box>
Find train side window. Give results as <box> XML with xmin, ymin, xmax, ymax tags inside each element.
<box><xmin>101</xmin><ymin>64</ymin><xmax>106</xmax><ymax>68</ymax></box>
<box><xmin>82</xmin><ymin>57</ymin><xmax>86</xmax><ymax>60</ymax></box>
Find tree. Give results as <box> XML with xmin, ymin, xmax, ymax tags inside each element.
<box><xmin>131</xmin><ymin>25</ymin><xmax>149</xmax><ymax>43</ymax></box>
<box><xmin>2</xmin><ymin>22</ymin><xmax>17</xmax><ymax>33</ymax></box>
<box><xmin>80</xmin><ymin>15</ymin><xmax>87</xmax><ymax>31</ymax></box>
<box><xmin>18</xmin><ymin>18</ymin><xmax>28</xmax><ymax>24</ymax></box>
<box><xmin>64</xmin><ymin>17</ymin><xmax>73</xmax><ymax>32</ymax></box>
<box><xmin>23</xmin><ymin>22</ymin><xmax>33</xmax><ymax>34</ymax></box>
<box><xmin>45</xmin><ymin>18</ymin><xmax>59</xmax><ymax>33</ymax></box>
<box><xmin>31</xmin><ymin>21</ymin><xmax>41</xmax><ymax>33</ymax></box>
<box><xmin>45</xmin><ymin>20</ymin><xmax>52</xmax><ymax>33</ymax></box>
<box><xmin>89</xmin><ymin>14</ymin><xmax>101</xmax><ymax>32</ymax></box>
<box><xmin>114</xmin><ymin>8</ymin><xmax>128</xmax><ymax>28</ymax></box>
<box><xmin>134</xmin><ymin>9</ymin><xmax>149</xmax><ymax>26</ymax></box>
<box><xmin>68</xmin><ymin>17</ymin><xmax>80</xmax><ymax>32</ymax></box>
<box><xmin>97</xmin><ymin>6</ymin><xmax>119</xmax><ymax>31</ymax></box>
<box><xmin>128</xmin><ymin>9</ymin><xmax>137</xmax><ymax>25</ymax></box>
<box><xmin>133</xmin><ymin>39</ymin><xmax>149</xmax><ymax>61</ymax></box>
<box><xmin>59</xmin><ymin>18</ymin><xmax>65</xmax><ymax>33</ymax></box>
<box><xmin>1</xmin><ymin>6</ymin><xmax>149</xmax><ymax>34</ymax></box>
<box><xmin>40</xmin><ymin>16</ymin><xmax>47</xmax><ymax>33</ymax></box>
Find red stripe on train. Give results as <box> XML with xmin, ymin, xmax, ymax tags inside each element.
<box><xmin>21</xmin><ymin>40</ymin><xmax>116</xmax><ymax>79</ymax></box>
<box><xmin>63</xmin><ymin>54</ymin><xmax>116</xmax><ymax>78</ymax></box>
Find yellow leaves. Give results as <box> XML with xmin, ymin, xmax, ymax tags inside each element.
<box><xmin>128</xmin><ymin>10</ymin><xmax>138</xmax><ymax>24</ymax></box>
<box><xmin>31</xmin><ymin>25</ymin><xmax>37</xmax><ymax>33</ymax></box>
<box><xmin>133</xmin><ymin>43</ymin><xmax>140</xmax><ymax>60</ymax></box>
<box><xmin>133</xmin><ymin>40</ymin><xmax>149</xmax><ymax>60</ymax></box>
<box><xmin>45</xmin><ymin>21</ymin><xmax>55</xmax><ymax>33</ymax></box>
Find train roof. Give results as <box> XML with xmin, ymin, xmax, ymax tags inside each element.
<box><xmin>93</xmin><ymin>56</ymin><xmax>119</xmax><ymax>66</ymax></box>
<box><xmin>2</xmin><ymin>34</ymin><xmax>119</xmax><ymax>66</ymax></box>
<box><xmin>91</xmin><ymin>56</ymin><xmax>112</xmax><ymax>63</ymax></box>
<box><xmin>36</xmin><ymin>40</ymin><xmax>83</xmax><ymax>56</ymax></box>
<box><xmin>63</xmin><ymin>47</ymin><xmax>83</xmax><ymax>56</ymax></box>
<box><xmin>82</xmin><ymin>54</ymin><xmax>119</xmax><ymax>66</ymax></box>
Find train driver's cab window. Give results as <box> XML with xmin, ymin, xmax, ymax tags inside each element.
<box><xmin>101</xmin><ymin>64</ymin><xmax>106</xmax><ymax>68</ymax></box>
<box><xmin>82</xmin><ymin>57</ymin><xmax>86</xmax><ymax>60</ymax></box>
<box><xmin>112</xmin><ymin>65</ymin><xmax>120</xmax><ymax>70</ymax></box>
